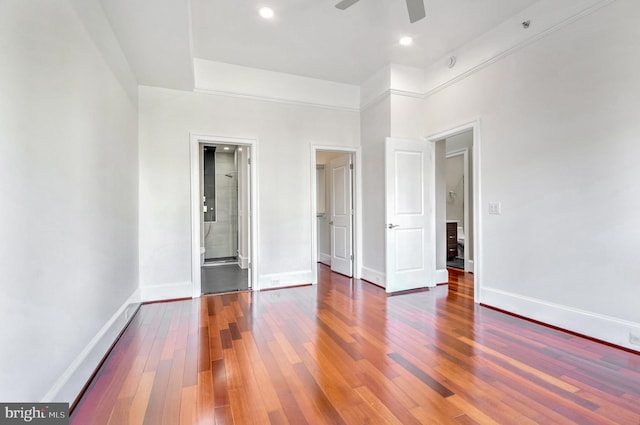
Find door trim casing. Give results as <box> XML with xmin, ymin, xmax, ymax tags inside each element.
<box><xmin>310</xmin><ymin>145</ymin><xmax>362</xmax><ymax>283</ymax></box>
<box><xmin>189</xmin><ymin>133</ymin><xmax>259</xmax><ymax>296</ymax></box>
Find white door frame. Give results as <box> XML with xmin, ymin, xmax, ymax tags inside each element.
<box><xmin>310</xmin><ymin>145</ymin><xmax>362</xmax><ymax>283</ymax></box>
<box><xmin>426</xmin><ymin>120</ymin><xmax>481</xmax><ymax>303</ymax></box>
<box><xmin>190</xmin><ymin>133</ymin><xmax>259</xmax><ymax>296</ymax></box>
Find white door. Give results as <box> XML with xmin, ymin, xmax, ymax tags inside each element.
<box><xmin>385</xmin><ymin>137</ymin><xmax>435</xmax><ymax>292</ymax></box>
<box><xmin>329</xmin><ymin>155</ymin><xmax>353</xmax><ymax>276</ymax></box>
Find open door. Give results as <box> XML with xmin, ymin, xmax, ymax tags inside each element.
<box><xmin>385</xmin><ymin>137</ymin><xmax>435</xmax><ymax>292</ymax></box>
<box><xmin>329</xmin><ymin>155</ymin><xmax>353</xmax><ymax>276</ymax></box>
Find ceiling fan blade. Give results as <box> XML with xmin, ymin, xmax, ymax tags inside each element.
<box><xmin>335</xmin><ymin>0</ymin><xmax>361</xmax><ymax>10</ymax></box>
<box><xmin>406</xmin><ymin>0</ymin><xmax>426</xmax><ymax>23</ymax></box>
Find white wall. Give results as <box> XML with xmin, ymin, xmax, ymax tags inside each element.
<box><xmin>423</xmin><ymin>0</ymin><xmax>640</xmax><ymax>349</ymax></box>
<box><xmin>139</xmin><ymin>86</ymin><xmax>359</xmax><ymax>295</ymax></box>
<box><xmin>360</xmin><ymin>97</ymin><xmax>390</xmax><ymax>286</ymax></box>
<box><xmin>0</xmin><ymin>0</ymin><xmax>138</xmax><ymax>401</ymax></box>
<box><xmin>360</xmin><ymin>88</ymin><xmax>428</xmax><ymax>287</ymax></box>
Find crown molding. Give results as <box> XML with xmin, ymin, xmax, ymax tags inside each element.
<box><xmin>389</xmin><ymin>89</ymin><xmax>425</xmax><ymax>100</ymax></box>
<box><xmin>364</xmin><ymin>0</ymin><xmax>616</xmax><ymax>109</ymax></box>
<box><xmin>422</xmin><ymin>0</ymin><xmax>615</xmax><ymax>99</ymax></box>
<box><xmin>194</xmin><ymin>59</ymin><xmax>360</xmax><ymax>113</ymax></box>
<box><xmin>193</xmin><ymin>88</ymin><xmax>360</xmax><ymax>113</ymax></box>
<box><xmin>192</xmin><ymin>1</ymin><xmax>615</xmax><ymax>114</ymax></box>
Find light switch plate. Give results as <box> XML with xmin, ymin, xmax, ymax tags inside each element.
<box><xmin>488</xmin><ymin>202</ymin><xmax>502</xmax><ymax>215</ymax></box>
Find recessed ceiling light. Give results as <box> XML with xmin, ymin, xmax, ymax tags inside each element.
<box><xmin>259</xmin><ymin>7</ymin><xmax>274</xmax><ymax>19</ymax></box>
<box><xmin>399</xmin><ymin>36</ymin><xmax>413</xmax><ymax>46</ymax></box>
<box><xmin>223</xmin><ymin>146</ymin><xmax>230</xmax><ymax>150</ymax></box>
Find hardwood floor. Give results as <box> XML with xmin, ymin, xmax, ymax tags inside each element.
<box><xmin>71</xmin><ymin>265</ymin><xmax>640</xmax><ymax>424</ymax></box>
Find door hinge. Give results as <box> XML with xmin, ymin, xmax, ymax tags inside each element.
<box><xmin>350</xmin><ymin>254</ymin><xmax>353</xmax><ymax>260</ymax></box>
<box><xmin>349</xmin><ymin>163</ymin><xmax>353</xmax><ymax>170</ymax></box>
<box><xmin>248</xmin><ymin>157</ymin><xmax>251</xmax><ymax>165</ymax></box>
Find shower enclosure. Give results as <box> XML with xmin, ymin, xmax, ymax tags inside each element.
<box><xmin>202</xmin><ymin>146</ymin><xmax>238</xmax><ymax>264</ymax></box>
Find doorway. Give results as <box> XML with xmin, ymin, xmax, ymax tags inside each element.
<box><xmin>190</xmin><ymin>134</ymin><xmax>258</xmax><ymax>296</ymax></box>
<box><xmin>311</xmin><ymin>146</ymin><xmax>361</xmax><ymax>282</ymax></box>
<box><xmin>445</xmin><ymin>145</ymin><xmax>469</xmax><ymax>271</ymax></box>
<box><xmin>200</xmin><ymin>143</ymin><xmax>247</xmax><ymax>294</ymax></box>
<box><xmin>429</xmin><ymin>123</ymin><xmax>479</xmax><ymax>302</ymax></box>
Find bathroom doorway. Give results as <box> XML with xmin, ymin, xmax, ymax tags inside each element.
<box><xmin>202</xmin><ymin>144</ymin><xmax>239</xmax><ymax>265</ymax></box>
<box><xmin>434</xmin><ymin>128</ymin><xmax>475</xmax><ymax>275</ymax></box>
<box><xmin>200</xmin><ymin>143</ymin><xmax>248</xmax><ymax>294</ymax></box>
<box><xmin>431</xmin><ymin>123</ymin><xmax>479</xmax><ymax>301</ymax></box>
<box><xmin>188</xmin><ymin>135</ymin><xmax>255</xmax><ymax>295</ymax></box>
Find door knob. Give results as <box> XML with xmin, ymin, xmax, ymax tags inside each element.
<box><xmin>387</xmin><ymin>223</ymin><xmax>399</xmax><ymax>229</ymax></box>
<box><xmin>329</xmin><ymin>221</ymin><xmax>334</xmax><ymax>225</ymax></box>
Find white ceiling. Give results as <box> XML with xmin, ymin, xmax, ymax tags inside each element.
<box><xmin>99</xmin><ymin>0</ymin><xmax>195</xmax><ymax>90</ymax></box>
<box><xmin>101</xmin><ymin>0</ymin><xmax>541</xmax><ymax>89</ymax></box>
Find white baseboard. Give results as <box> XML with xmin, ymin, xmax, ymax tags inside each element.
<box><xmin>42</xmin><ymin>288</ymin><xmax>141</xmax><ymax>404</ymax></box>
<box><xmin>318</xmin><ymin>252</ymin><xmax>331</xmax><ymax>265</ymax></box>
<box><xmin>361</xmin><ymin>266</ymin><xmax>386</xmax><ymax>288</ymax></box>
<box><xmin>238</xmin><ymin>255</ymin><xmax>249</xmax><ymax>269</ymax></box>
<box><xmin>141</xmin><ymin>281</ymin><xmax>193</xmax><ymax>302</ymax></box>
<box><xmin>258</xmin><ymin>270</ymin><xmax>314</xmax><ymax>290</ymax></box>
<box><xmin>466</xmin><ymin>259</ymin><xmax>474</xmax><ymax>273</ymax></box>
<box><xmin>435</xmin><ymin>268</ymin><xmax>449</xmax><ymax>284</ymax></box>
<box><xmin>481</xmin><ymin>287</ymin><xmax>640</xmax><ymax>351</ymax></box>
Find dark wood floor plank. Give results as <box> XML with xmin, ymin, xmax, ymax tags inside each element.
<box><xmin>71</xmin><ymin>266</ymin><xmax>640</xmax><ymax>424</ymax></box>
<box><xmin>142</xmin><ymin>359</ymin><xmax>172</xmax><ymax>425</ymax></box>
<box><xmin>292</xmin><ymin>362</ymin><xmax>348</xmax><ymax>425</ymax></box>
<box><xmin>251</xmin><ymin>335</ymin><xmax>308</xmax><ymax>425</ymax></box>
<box><xmin>388</xmin><ymin>352</ymin><xmax>455</xmax><ymax>398</ymax></box>
<box><xmin>389</xmin><ymin>366</ymin><xmax>465</xmax><ymax>423</ymax></box>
